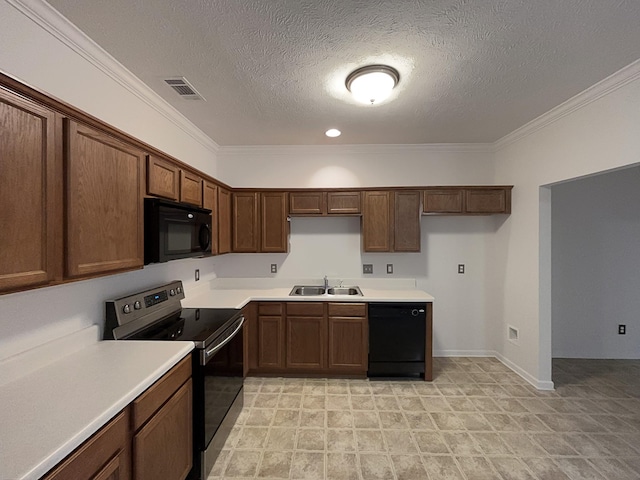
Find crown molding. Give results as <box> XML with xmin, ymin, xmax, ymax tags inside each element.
<box><xmin>219</xmin><ymin>143</ymin><xmax>494</xmax><ymax>158</ymax></box>
<box><xmin>494</xmin><ymin>58</ymin><xmax>640</xmax><ymax>151</ymax></box>
<box><xmin>6</xmin><ymin>0</ymin><xmax>219</xmax><ymax>154</ymax></box>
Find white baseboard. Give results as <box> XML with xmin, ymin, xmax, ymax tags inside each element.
<box><xmin>433</xmin><ymin>350</ymin><xmax>555</xmax><ymax>391</ymax></box>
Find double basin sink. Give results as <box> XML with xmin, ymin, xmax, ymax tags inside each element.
<box><xmin>289</xmin><ymin>285</ymin><xmax>363</xmax><ymax>296</ymax></box>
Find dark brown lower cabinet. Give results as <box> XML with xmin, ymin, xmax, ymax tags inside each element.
<box><xmin>42</xmin><ymin>357</ymin><xmax>192</xmax><ymax>480</ymax></box>
<box><xmin>247</xmin><ymin>302</ymin><xmax>368</xmax><ymax>377</ymax></box>
<box><xmin>286</xmin><ymin>303</ymin><xmax>325</xmax><ymax>370</ymax></box>
<box><xmin>328</xmin><ymin>303</ymin><xmax>368</xmax><ymax>373</ymax></box>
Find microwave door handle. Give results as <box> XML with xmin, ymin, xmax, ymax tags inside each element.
<box><xmin>202</xmin><ymin>316</ymin><xmax>245</xmax><ymax>365</ymax></box>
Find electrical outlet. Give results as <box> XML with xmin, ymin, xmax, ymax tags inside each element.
<box><xmin>195</xmin><ymin>269</ymin><xmax>200</xmax><ymax>281</ymax></box>
<box><xmin>270</xmin><ymin>264</ymin><xmax>277</xmax><ymax>273</ymax></box>
<box><xmin>458</xmin><ymin>264</ymin><xmax>465</xmax><ymax>274</ymax></box>
<box><xmin>386</xmin><ymin>264</ymin><xmax>393</xmax><ymax>274</ymax></box>
<box><xmin>363</xmin><ymin>264</ymin><xmax>373</xmax><ymax>274</ymax></box>
<box><xmin>619</xmin><ymin>324</ymin><xmax>626</xmax><ymax>335</ymax></box>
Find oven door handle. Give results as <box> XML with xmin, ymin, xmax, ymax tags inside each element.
<box><xmin>202</xmin><ymin>315</ymin><xmax>245</xmax><ymax>365</ymax></box>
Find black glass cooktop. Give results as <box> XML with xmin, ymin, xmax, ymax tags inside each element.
<box><xmin>125</xmin><ymin>307</ymin><xmax>241</xmax><ymax>348</ymax></box>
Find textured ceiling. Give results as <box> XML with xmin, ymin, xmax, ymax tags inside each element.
<box><xmin>48</xmin><ymin>0</ymin><xmax>640</xmax><ymax>146</ymax></box>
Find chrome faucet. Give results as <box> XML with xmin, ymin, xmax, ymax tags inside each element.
<box><xmin>323</xmin><ymin>275</ymin><xmax>329</xmax><ymax>290</ymax></box>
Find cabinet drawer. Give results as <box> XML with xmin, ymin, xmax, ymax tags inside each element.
<box><xmin>327</xmin><ymin>191</ymin><xmax>361</xmax><ymax>214</ymax></box>
<box><xmin>328</xmin><ymin>303</ymin><xmax>366</xmax><ymax>317</ymax></box>
<box><xmin>286</xmin><ymin>302</ymin><xmax>324</xmax><ymax>316</ymax></box>
<box><xmin>258</xmin><ymin>302</ymin><xmax>283</xmax><ymax>315</ymax></box>
<box><xmin>132</xmin><ymin>355</ymin><xmax>191</xmax><ymax>431</ymax></box>
<box><xmin>42</xmin><ymin>409</ymin><xmax>130</xmax><ymax>480</ymax></box>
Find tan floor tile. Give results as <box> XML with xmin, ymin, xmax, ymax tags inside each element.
<box><xmin>253</xmin><ymin>393</ymin><xmax>280</xmax><ymax>408</ymax></box>
<box><xmin>500</xmin><ymin>432</ymin><xmax>547</xmax><ymax>456</ymax></box>
<box><xmin>431</xmin><ymin>412</ymin><xmax>465</xmax><ymax>430</ymax></box>
<box><xmin>327</xmin><ymin>410</ymin><xmax>354</xmax><ymax>428</ymax></box>
<box><xmin>446</xmin><ymin>397</ymin><xmax>478</xmax><ymax>412</ymax></box>
<box><xmin>398</xmin><ymin>396</ymin><xmax>425</xmax><ymax>411</ymax></box>
<box><xmin>265</xmin><ymin>427</ymin><xmax>297</xmax><ymax>450</ymax></box>
<box><xmin>257</xmin><ymin>451</ymin><xmax>292</xmax><ymax>478</ymax></box>
<box><xmin>421</xmin><ymin>396</ymin><xmax>452</xmax><ymax>412</ymax></box>
<box><xmin>383</xmin><ymin>429</ymin><xmax>418</xmax><ymax>453</ymax></box>
<box><xmin>554</xmin><ymin>458</ymin><xmax>606</xmax><ymax>480</ymax></box>
<box><xmin>522</xmin><ymin>458</ymin><xmax>571</xmax><ymax>480</ymax></box>
<box><xmin>442</xmin><ymin>432</ymin><xmax>483</xmax><ymax>455</ymax></box>
<box><xmin>422</xmin><ymin>455</ymin><xmax>464</xmax><ymax>479</ymax></box>
<box><xmin>352</xmin><ymin>410</ymin><xmax>380</xmax><ymax>428</ymax></box>
<box><xmin>390</xmin><ymin>454</ymin><xmax>428</xmax><ymax>480</ymax></box>
<box><xmin>326</xmin><ymin>452</ymin><xmax>359</xmax><ymax>480</ymax></box>
<box><xmin>326</xmin><ymin>429</ymin><xmax>357</xmax><ymax>452</ymax></box>
<box><xmin>273</xmin><ymin>408</ymin><xmax>300</xmax><ymax>427</ymax></box>
<box><xmin>457</xmin><ymin>412</ymin><xmax>493</xmax><ymax>431</ymax></box>
<box><xmin>379</xmin><ymin>411</ymin><xmax>410</xmax><ymax>429</ymax></box>
<box><xmin>455</xmin><ymin>456</ymin><xmax>498</xmax><ymax>480</ymax></box>
<box><xmin>495</xmin><ymin>398</ymin><xmax>530</xmax><ymax>413</ymax></box>
<box><xmin>300</xmin><ymin>409</ymin><xmax>325</xmax><ymax>428</ymax></box>
<box><xmin>489</xmin><ymin>457</ymin><xmax>536</xmax><ymax>480</ymax></box>
<box><xmin>374</xmin><ymin>395</ymin><xmax>401</xmax><ymax>411</ymax></box>
<box><xmin>359</xmin><ymin>453</ymin><xmax>394</xmax><ymax>480</ymax></box>
<box><xmin>290</xmin><ymin>451</ymin><xmax>325</xmax><ymax>479</ymax></box>
<box><xmin>404</xmin><ymin>411</ymin><xmax>436</xmax><ymax>430</ymax></box>
<box><xmin>355</xmin><ymin>429</ymin><xmax>386</xmax><ymax>452</ymax></box>
<box><xmin>235</xmin><ymin>426</ymin><xmax>269</xmax><ymax>449</ymax></box>
<box><xmin>245</xmin><ymin>408</ymin><xmax>276</xmax><ymax>426</ymax></box>
<box><xmin>483</xmin><ymin>413</ymin><xmax>524</xmax><ymax>432</ymax></box>
<box><xmin>302</xmin><ymin>394</ymin><xmax>326</xmax><ymax>410</ymax></box>
<box><xmin>278</xmin><ymin>393</ymin><xmax>302</xmax><ymax>409</ymax></box>
<box><xmin>327</xmin><ymin>384</ymin><xmax>350</xmax><ymax>394</ymax></box>
<box><xmin>297</xmin><ymin>428</ymin><xmax>326</xmax><ymax>451</ymax></box>
<box><xmin>350</xmin><ymin>394</ymin><xmax>375</xmax><ymax>410</ymax></box>
<box><xmin>325</xmin><ymin>394</ymin><xmax>350</xmax><ymax>410</ymax></box>
<box><xmin>470</xmin><ymin>432</ymin><xmax>513</xmax><ymax>455</ymax></box>
<box><xmin>529</xmin><ymin>433</ymin><xmax>579</xmax><ymax>456</ymax></box>
<box><xmin>588</xmin><ymin>457</ymin><xmax>639</xmax><ymax>480</ymax></box>
<box><xmin>413</xmin><ymin>431</ymin><xmax>450</xmax><ymax>454</ymax></box>
<box><xmin>224</xmin><ymin>450</ymin><xmax>261</xmax><ymax>477</ymax></box>
<box><xmin>512</xmin><ymin>413</ymin><xmax>552</xmax><ymax>432</ymax></box>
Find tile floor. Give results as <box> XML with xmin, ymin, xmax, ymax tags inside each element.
<box><xmin>208</xmin><ymin>357</ymin><xmax>640</xmax><ymax>479</ymax></box>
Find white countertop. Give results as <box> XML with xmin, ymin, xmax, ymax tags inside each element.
<box><xmin>0</xmin><ymin>328</ymin><xmax>193</xmax><ymax>480</ymax></box>
<box><xmin>184</xmin><ymin>278</ymin><xmax>434</xmax><ymax>309</ymax></box>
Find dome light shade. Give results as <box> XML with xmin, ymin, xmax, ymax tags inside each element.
<box><xmin>346</xmin><ymin>65</ymin><xmax>400</xmax><ymax>105</ymax></box>
<box><xmin>325</xmin><ymin>128</ymin><xmax>341</xmax><ymax>137</ymax></box>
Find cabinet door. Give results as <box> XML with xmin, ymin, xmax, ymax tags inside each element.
<box><xmin>258</xmin><ymin>315</ymin><xmax>285</xmax><ymax>368</ymax></box>
<box><xmin>423</xmin><ymin>188</ymin><xmax>463</xmax><ymax>214</ymax></box>
<box><xmin>286</xmin><ymin>316</ymin><xmax>326</xmax><ymax>369</ymax></box>
<box><xmin>0</xmin><ymin>88</ymin><xmax>58</xmax><ymax>292</ymax></box>
<box><xmin>65</xmin><ymin>120</ymin><xmax>144</xmax><ymax>278</ymax></box>
<box><xmin>134</xmin><ymin>380</ymin><xmax>192</xmax><ymax>480</ymax></box>
<box><xmin>203</xmin><ymin>181</ymin><xmax>219</xmax><ymax>255</ymax></box>
<box><xmin>465</xmin><ymin>188</ymin><xmax>510</xmax><ymax>214</ymax></box>
<box><xmin>232</xmin><ymin>192</ymin><xmax>259</xmax><ymax>252</ymax></box>
<box><xmin>218</xmin><ymin>187</ymin><xmax>232</xmax><ymax>254</ymax></box>
<box><xmin>327</xmin><ymin>191</ymin><xmax>361</xmax><ymax>214</ymax></box>
<box><xmin>394</xmin><ymin>190</ymin><xmax>421</xmax><ymax>252</ymax></box>
<box><xmin>328</xmin><ymin>317</ymin><xmax>368</xmax><ymax>372</ymax></box>
<box><xmin>289</xmin><ymin>191</ymin><xmax>324</xmax><ymax>215</ymax></box>
<box><xmin>146</xmin><ymin>155</ymin><xmax>178</xmax><ymax>200</ymax></box>
<box><xmin>261</xmin><ymin>192</ymin><xmax>288</xmax><ymax>253</ymax></box>
<box><xmin>362</xmin><ymin>191</ymin><xmax>391</xmax><ymax>252</ymax></box>
<box><xmin>179</xmin><ymin>170</ymin><xmax>202</xmax><ymax>206</ymax></box>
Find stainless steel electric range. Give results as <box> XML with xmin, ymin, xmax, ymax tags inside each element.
<box><xmin>105</xmin><ymin>280</ymin><xmax>244</xmax><ymax>480</ymax></box>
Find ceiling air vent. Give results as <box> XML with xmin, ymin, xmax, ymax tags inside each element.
<box><xmin>163</xmin><ymin>77</ymin><xmax>205</xmax><ymax>100</ymax></box>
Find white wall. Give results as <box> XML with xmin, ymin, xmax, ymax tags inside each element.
<box><xmin>216</xmin><ymin>146</ymin><xmax>502</xmax><ymax>356</ymax></box>
<box><xmin>551</xmin><ymin>167</ymin><xmax>640</xmax><ymax>358</ymax></box>
<box><xmin>491</xmin><ymin>62</ymin><xmax>640</xmax><ymax>386</ymax></box>
<box><xmin>0</xmin><ymin>1</ymin><xmax>219</xmax><ymax>360</ymax></box>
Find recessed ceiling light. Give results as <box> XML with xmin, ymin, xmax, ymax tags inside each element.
<box><xmin>346</xmin><ymin>65</ymin><xmax>399</xmax><ymax>105</ymax></box>
<box><xmin>325</xmin><ymin>128</ymin><xmax>341</xmax><ymax>137</ymax></box>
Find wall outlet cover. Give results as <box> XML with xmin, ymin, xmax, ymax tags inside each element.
<box><xmin>618</xmin><ymin>324</ymin><xmax>626</xmax><ymax>335</ymax></box>
<box><xmin>270</xmin><ymin>264</ymin><xmax>277</xmax><ymax>273</ymax></box>
<box><xmin>458</xmin><ymin>264</ymin><xmax>465</xmax><ymax>274</ymax></box>
<box><xmin>386</xmin><ymin>264</ymin><xmax>393</xmax><ymax>274</ymax></box>
<box><xmin>363</xmin><ymin>264</ymin><xmax>373</xmax><ymax>274</ymax></box>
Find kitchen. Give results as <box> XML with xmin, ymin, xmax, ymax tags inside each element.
<box><xmin>2</xmin><ymin>1</ymin><xmax>640</xmax><ymax>479</ymax></box>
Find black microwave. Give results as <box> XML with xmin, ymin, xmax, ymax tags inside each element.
<box><xmin>144</xmin><ymin>198</ymin><xmax>212</xmax><ymax>264</ymax></box>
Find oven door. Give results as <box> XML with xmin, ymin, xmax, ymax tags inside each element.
<box><xmin>192</xmin><ymin>317</ymin><xmax>244</xmax><ymax>479</ymax></box>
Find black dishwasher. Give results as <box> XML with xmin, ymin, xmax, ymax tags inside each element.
<box><xmin>368</xmin><ymin>303</ymin><xmax>426</xmax><ymax>378</ymax></box>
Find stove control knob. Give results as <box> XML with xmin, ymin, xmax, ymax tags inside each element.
<box><xmin>176</xmin><ymin>286</ymin><xmax>182</xmax><ymax>294</ymax></box>
<box><xmin>169</xmin><ymin>289</ymin><xmax>176</xmax><ymax>296</ymax></box>
<box><xmin>134</xmin><ymin>301</ymin><xmax>142</xmax><ymax>310</ymax></box>
<box><xmin>122</xmin><ymin>304</ymin><xmax>131</xmax><ymax>314</ymax></box>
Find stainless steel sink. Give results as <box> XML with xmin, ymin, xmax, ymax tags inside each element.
<box><xmin>327</xmin><ymin>286</ymin><xmax>363</xmax><ymax>296</ymax></box>
<box><xmin>289</xmin><ymin>285</ymin><xmax>326</xmax><ymax>296</ymax></box>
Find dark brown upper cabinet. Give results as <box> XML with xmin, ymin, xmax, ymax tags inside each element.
<box><xmin>218</xmin><ymin>187</ymin><xmax>232</xmax><ymax>254</ymax></box>
<box><xmin>65</xmin><ymin>120</ymin><xmax>144</xmax><ymax>278</ymax></box>
<box><xmin>423</xmin><ymin>186</ymin><xmax>512</xmax><ymax>215</ymax></box>
<box><xmin>232</xmin><ymin>191</ymin><xmax>288</xmax><ymax>253</ymax></box>
<box><xmin>0</xmin><ymin>88</ymin><xmax>59</xmax><ymax>293</ymax></box>
<box><xmin>203</xmin><ymin>181</ymin><xmax>219</xmax><ymax>255</ymax></box>
<box><xmin>146</xmin><ymin>155</ymin><xmax>179</xmax><ymax>201</ymax></box>
<box><xmin>179</xmin><ymin>170</ymin><xmax>203</xmax><ymax>207</ymax></box>
<box><xmin>289</xmin><ymin>190</ymin><xmax>361</xmax><ymax>216</ymax></box>
<box><xmin>232</xmin><ymin>192</ymin><xmax>260</xmax><ymax>252</ymax></box>
<box><xmin>362</xmin><ymin>190</ymin><xmax>421</xmax><ymax>252</ymax></box>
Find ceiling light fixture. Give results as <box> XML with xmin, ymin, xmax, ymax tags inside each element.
<box><xmin>345</xmin><ymin>65</ymin><xmax>400</xmax><ymax>105</ymax></box>
<box><xmin>325</xmin><ymin>128</ymin><xmax>341</xmax><ymax>137</ymax></box>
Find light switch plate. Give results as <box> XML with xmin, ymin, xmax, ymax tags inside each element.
<box><xmin>195</xmin><ymin>269</ymin><xmax>200</xmax><ymax>281</ymax></box>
